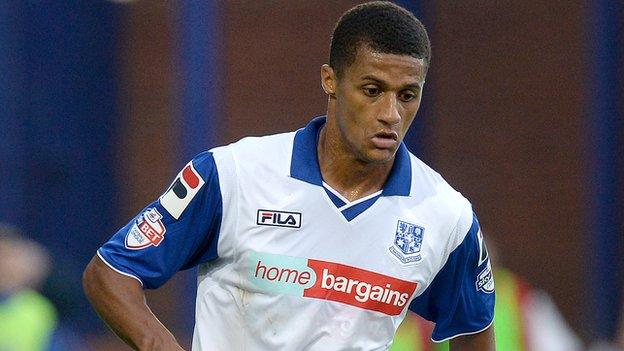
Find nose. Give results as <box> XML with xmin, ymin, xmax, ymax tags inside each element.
<box><xmin>378</xmin><ymin>94</ymin><xmax>401</xmax><ymax>126</ymax></box>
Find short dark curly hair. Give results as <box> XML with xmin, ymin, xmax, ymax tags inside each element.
<box><xmin>329</xmin><ymin>1</ymin><xmax>431</xmax><ymax>78</ymax></box>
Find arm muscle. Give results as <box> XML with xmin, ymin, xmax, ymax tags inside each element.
<box><xmin>83</xmin><ymin>255</ymin><xmax>184</xmax><ymax>351</ymax></box>
<box><xmin>449</xmin><ymin>326</ymin><xmax>495</xmax><ymax>351</ymax></box>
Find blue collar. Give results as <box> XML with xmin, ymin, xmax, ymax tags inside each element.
<box><xmin>290</xmin><ymin>116</ymin><xmax>412</xmax><ymax>196</ymax></box>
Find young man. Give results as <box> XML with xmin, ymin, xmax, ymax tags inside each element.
<box><xmin>83</xmin><ymin>2</ymin><xmax>495</xmax><ymax>350</ymax></box>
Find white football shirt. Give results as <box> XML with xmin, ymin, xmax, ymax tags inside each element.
<box><xmin>98</xmin><ymin>117</ymin><xmax>494</xmax><ymax>350</ymax></box>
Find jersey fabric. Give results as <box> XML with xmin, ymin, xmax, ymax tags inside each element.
<box><xmin>98</xmin><ymin>116</ymin><xmax>495</xmax><ymax>350</ymax></box>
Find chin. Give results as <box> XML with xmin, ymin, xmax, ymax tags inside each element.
<box><xmin>361</xmin><ymin>149</ymin><xmax>397</xmax><ymax>164</ymax></box>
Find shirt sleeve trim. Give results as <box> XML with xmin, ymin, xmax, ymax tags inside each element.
<box><xmin>96</xmin><ymin>250</ymin><xmax>144</xmax><ymax>287</ymax></box>
<box><xmin>430</xmin><ymin>319</ymin><xmax>494</xmax><ymax>343</ymax></box>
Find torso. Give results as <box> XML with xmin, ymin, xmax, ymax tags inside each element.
<box><xmin>192</xmin><ymin>126</ymin><xmax>471</xmax><ymax>350</ymax></box>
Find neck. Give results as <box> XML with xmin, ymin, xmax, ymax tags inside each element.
<box><xmin>317</xmin><ymin>122</ymin><xmax>394</xmax><ymax>202</ymax></box>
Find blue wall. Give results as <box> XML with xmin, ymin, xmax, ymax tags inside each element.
<box><xmin>394</xmin><ymin>0</ymin><xmax>430</xmax><ymax>159</ymax></box>
<box><xmin>589</xmin><ymin>0</ymin><xmax>623</xmax><ymax>340</ymax></box>
<box><xmin>175</xmin><ymin>0</ymin><xmax>223</xmax><ymax>333</ymax></box>
<box><xmin>0</xmin><ymin>2</ymin><xmax>121</xmax><ymax>330</ymax></box>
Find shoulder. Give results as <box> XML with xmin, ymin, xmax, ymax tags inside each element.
<box><xmin>185</xmin><ymin>130</ymin><xmax>297</xmax><ymax>180</ymax></box>
<box><xmin>211</xmin><ymin>130</ymin><xmax>297</xmax><ymax>157</ymax></box>
<box><xmin>407</xmin><ymin>152</ymin><xmax>473</xmax><ymax>234</ymax></box>
<box><xmin>209</xmin><ymin>130</ymin><xmax>297</xmax><ymax>169</ymax></box>
<box><xmin>198</xmin><ymin>130</ymin><xmax>298</xmax><ymax>201</ymax></box>
<box><xmin>408</xmin><ymin>154</ymin><xmax>464</xmax><ymax>199</ymax></box>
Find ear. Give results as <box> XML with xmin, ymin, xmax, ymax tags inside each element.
<box><xmin>320</xmin><ymin>64</ymin><xmax>337</xmax><ymax>97</ymax></box>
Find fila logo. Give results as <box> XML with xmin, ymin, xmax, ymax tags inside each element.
<box><xmin>257</xmin><ymin>209</ymin><xmax>302</xmax><ymax>228</ymax></box>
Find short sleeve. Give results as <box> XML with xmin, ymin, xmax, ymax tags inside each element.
<box><xmin>408</xmin><ymin>212</ymin><xmax>495</xmax><ymax>342</ymax></box>
<box><xmin>97</xmin><ymin>151</ymin><xmax>223</xmax><ymax>289</ymax></box>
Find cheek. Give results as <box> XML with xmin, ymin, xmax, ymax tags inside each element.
<box><xmin>341</xmin><ymin>92</ymin><xmax>366</xmax><ymax>114</ymax></box>
<box><xmin>402</xmin><ymin>101</ymin><xmax>421</xmax><ymax>126</ymax></box>
<box><xmin>338</xmin><ymin>94</ymin><xmax>367</xmax><ymax>127</ymax></box>
<box><xmin>398</xmin><ymin>111</ymin><xmax>418</xmax><ymax>139</ymax></box>
<box><xmin>336</xmin><ymin>107</ymin><xmax>369</xmax><ymax>148</ymax></box>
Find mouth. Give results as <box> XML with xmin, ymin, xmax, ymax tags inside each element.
<box><xmin>371</xmin><ymin>131</ymin><xmax>399</xmax><ymax>149</ymax></box>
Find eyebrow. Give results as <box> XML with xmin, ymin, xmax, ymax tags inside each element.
<box><xmin>361</xmin><ymin>75</ymin><xmax>423</xmax><ymax>89</ymax></box>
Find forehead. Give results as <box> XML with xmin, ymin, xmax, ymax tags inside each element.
<box><xmin>343</xmin><ymin>45</ymin><xmax>426</xmax><ymax>85</ymax></box>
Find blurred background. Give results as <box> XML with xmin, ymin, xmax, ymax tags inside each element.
<box><xmin>0</xmin><ymin>1</ymin><xmax>622</xmax><ymax>350</ymax></box>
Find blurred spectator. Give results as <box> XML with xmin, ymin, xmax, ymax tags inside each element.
<box><xmin>391</xmin><ymin>240</ymin><xmax>583</xmax><ymax>351</ymax></box>
<box><xmin>0</xmin><ymin>223</ymin><xmax>61</xmax><ymax>351</ymax></box>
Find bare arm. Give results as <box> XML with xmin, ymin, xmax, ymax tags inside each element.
<box><xmin>449</xmin><ymin>326</ymin><xmax>495</xmax><ymax>351</ymax></box>
<box><xmin>83</xmin><ymin>255</ymin><xmax>184</xmax><ymax>351</ymax></box>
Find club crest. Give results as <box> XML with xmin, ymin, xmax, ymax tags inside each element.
<box><xmin>389</xmin><ymin>220</ymin><xmax>424</xmax><ymax>264</ymax></box>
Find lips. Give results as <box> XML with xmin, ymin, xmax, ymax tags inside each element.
<box><xmin>371</xmin><ymin>131</ymin><xmax>398</xmax><ymax>149</ymax></box>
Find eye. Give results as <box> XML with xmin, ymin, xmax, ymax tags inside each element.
<box><xmin>362</xmin><ymin>86</ymin><xmax>381</xmax><ymax>97</ymax></box>
<box><xmin>399</xmin><ymin>90</ymin><xmax>418</xmax><ymax>102</ymax></box>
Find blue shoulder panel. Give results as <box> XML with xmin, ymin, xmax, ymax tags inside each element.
<box><xmin>408</xmin><ymin>213</ymin><xmax>495</xmax><ymax>341</ymax></box>
<box><xmin>97</xmin><ymin>151</ymin><xmax>222</xmax><ymax>289</ymax></box>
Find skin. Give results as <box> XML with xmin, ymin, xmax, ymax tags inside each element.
<box><xmin>83</xmin><ymin>257</ymin><xmax>184</xmax><ymax>351</ymax></box>
<box><xmin>319</xmin><ymin>45</ymin><xmax>425</xmax><ymax>201</ymax></box>
<box><xmin>449</xmin><ymin>327</ymin><xmax>496</xmax><ymax>351</ymax></box>
<box><xmin>83</xmin><ymin>43</ymin><xmax>494</xmax><ymax>351</ymax></box>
